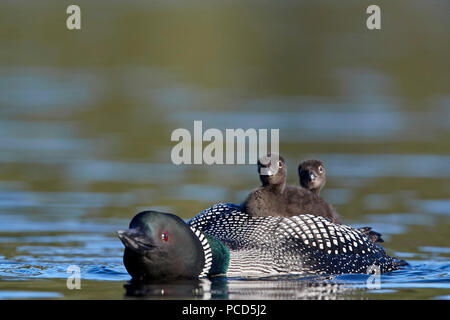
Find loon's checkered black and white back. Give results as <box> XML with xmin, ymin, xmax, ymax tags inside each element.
<box><xmin>188</xmin><ymin>203</ymin><xmax>399</xmax><ymax>277</ymax></box>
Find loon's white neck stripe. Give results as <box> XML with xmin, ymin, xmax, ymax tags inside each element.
<box><xmin>190</xmin><ymin>226</ymin><xmax>212</xmax><ymax>278</ymax></box>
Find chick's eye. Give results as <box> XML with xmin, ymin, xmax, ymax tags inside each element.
<box><xmin>161</xmin><ymin>232</ymin><xmax>169</xmax><ymax>242</ymax></box>
<box><xmin>318</xmin><ymin>166</ymin><xmax>324</xmax><ymax>173</ymax></box>
<box><xmin>277</xmin><ymin>161</ymin><xmax>283</xmax><ymax>168</ymax></box>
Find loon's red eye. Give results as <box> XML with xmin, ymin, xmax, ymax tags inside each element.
<box><xmin>161</xmin><ymin>232</ymin><xmax>169</xmax><ymax>242</ymax></box>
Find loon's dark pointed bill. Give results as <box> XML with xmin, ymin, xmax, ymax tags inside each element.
<box><xmin>117</xmin><ymin>229</ymin><xmax>154</xmax><ymax>253</ymax></box>
<box><xmin>264</xmin><ymin>168</ymin><xmax>276</xmax><ymax>176</ymax></box>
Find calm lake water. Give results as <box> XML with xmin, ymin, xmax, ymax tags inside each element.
<box><xmin>0</xmin><ymin>1</ymin><xmax>449</xmax><ymax>300</ymax></box>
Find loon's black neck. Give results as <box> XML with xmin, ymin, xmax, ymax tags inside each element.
<box><xmin>191</xmin><ymin>228</ymin><xmax>230</xmax><ymax>277</ymax></box>
<box><xmin>203</xmin><ymin>233</ymin><xmax>230</xmax><ymax>277</ymax></box>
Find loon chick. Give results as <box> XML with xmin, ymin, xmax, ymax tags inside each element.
<box><xmin>118</xmin><ymin>204</ymin><xmax>404</xmax><ymax>280</ymax></box>
<box><xmin>241</xmin><ymin>153</ymin><xmax>287</xmax><ymax>217</ymax></box>
<box><xmin>297</xmin><ymin>159</ymin><xmax>383</xmax><ymax>242</ymax></box>
<box><xmin>242</xmin><ymin>154</ymin><xmax>340</xmax><ymax>223</ymax></box>
<box><xmin>296</xmin><ymin>159</ymin><xmax>341</xmax><ymax>223</ymax></box>
<box><xmin>298</xmin><ymin>159</ymin><xmax>326</xmax><ymax>195</ymax></box>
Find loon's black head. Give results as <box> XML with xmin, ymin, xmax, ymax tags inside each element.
<box><xmin>298</xmin><ymin>159</ymin><xmax>326</xmax><ymax>195</ymax></box>
<box><xmin>118</xmin><ymin>211</ymin><xmax>206</xmax><ymax>281</ymax></box>
<box><xmin>258</xmin><ymin>154</ymin><xmax>286</xmax><ymax>190</ymax></box>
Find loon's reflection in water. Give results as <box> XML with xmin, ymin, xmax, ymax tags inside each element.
<box><xmin>124</xmin><ymin>275</ymin><xmax>363</xmax><ymax>300</ymax></box>
<box><xmin>124</xmin><ymin>279</ymin><xmax>206</xmax><ymax>299</ymax></box>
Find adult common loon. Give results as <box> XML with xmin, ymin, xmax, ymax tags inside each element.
<box><xmin>242</xmin><ymin>154</ymin><xmax>340</xmax><ymax>223</ymax></box>
<box><xmin>118</xmin><ymin>203</ymin><xmax>403</xmax><ymax>281</ymax></box>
